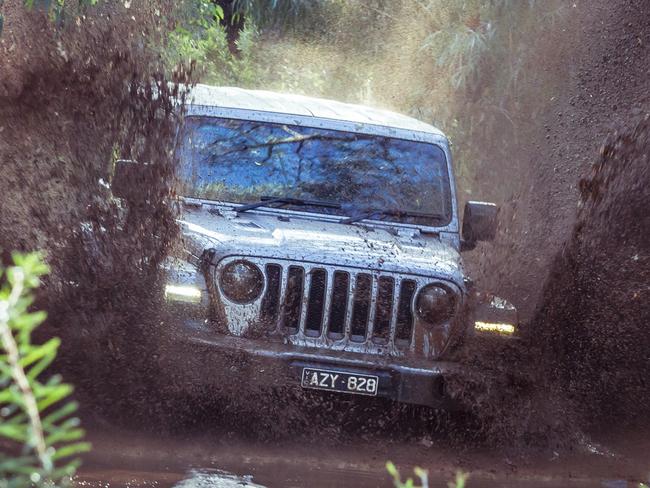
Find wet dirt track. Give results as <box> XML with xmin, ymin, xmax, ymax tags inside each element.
<box><xmin>75</xmin><ymin>426</ymin><xmax>650</xmax><ymax>487</ymax></box>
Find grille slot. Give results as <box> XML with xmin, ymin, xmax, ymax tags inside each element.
<box><xmin>305</xmin><ymin>268</ymin><xmax>327</xmax><ymax>336</ymax></box>
<box><xmin>373</xmin><ymin>276</ymin><xmax>395</xmax><ymax>343</ymax></box>
<box><xmin>260</xmin><ymin>264</ymin><xmax>281</xmax><ymax>326</ymax></box>
<box><xmin>328</xmin><ymin>271</ymin><xmax>349</xmax><ymax>338</ymax></box>
<box><xmin>282</xmin><ymin>266</ymin><xmax>304</xmax><ymax>333</ymax></box>
<box><xmin>351</xmin><ymin>273</ymin><xmax>372</xmax><ymax>342</ymax></box>
<box><xmin>396</xmin><ymin>279</ymin><xmax>417</xmax><ymax>343</ymax></box>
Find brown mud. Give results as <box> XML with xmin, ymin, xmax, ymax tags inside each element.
<box><xmin>535</xmin><ymin>115</ymin><xmax>650</xmax><ymax>426</ymax></box>
<box><xmin>74</xmin><ymin>426</ymin><xmax>650</xmax><ymax>487</ymax></box>
<box><xmin>447</xmin><ymin>115</ymin><xmax>650</xmax><ymax>453</ymax></box>
<box><xmin>449</xmin><ymin>0</ymin><xmax>650</xmax><ymax>448</ymax></box>
<box><xmin>468</xmin><ymin>0</ymin><xmax>650</xmax><ymax>322</ymax></box>
<box><xmin>0</xmin><ymin>0</ymin><xmax>193</xmax><ymax>382</ymax></box>
<box><xmin>0</xmin><ymin>0</ymin><xmax>649</xmax><ymax>485</ymax></box>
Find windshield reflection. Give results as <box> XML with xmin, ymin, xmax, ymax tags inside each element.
<box><xmin>180</xmin><ymin>117</ymin><xmax>452</xmax><ymax>226</ymax></box>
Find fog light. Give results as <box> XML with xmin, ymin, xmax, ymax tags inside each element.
<box><xmin>164</xmin><ymin>284</ymin><xmax>202</xmax><ymax>304</ymax></box>
<box><xmin>474</xmin><ymin>321</ymin><xmax>516</xmax><ymax>335</ymax></box>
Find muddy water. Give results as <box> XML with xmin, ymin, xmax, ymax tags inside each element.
<box><xmin>74</xmin><ymin>427</ymin><xmax>649</xmax><ymax>487</ymax></box>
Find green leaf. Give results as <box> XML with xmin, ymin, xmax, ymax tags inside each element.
<box><xmin>3</xmin><ymin>411</ymin><xmax>28</xmax><ymax>426</ymax></box>
<box><xmin>0</xmin><ymin>423</ymin><xmax>28</xmax><ymax>443</ymax></box>
<box><xmin>36</xmin><ymin>383</ymin><xmax>73</xmax><ymax>412</ymax></box>
<box><xmin>12</xmin><ymin>310</ymin><xmax>47</xmax><ymax>335</ymax></box>
<box><xmin>45</xmin><ymin>426</ymin><xmax>85</xmax><ymax>445</ymax></box>
<box><xmin>51</xmin><ymin>442</ymin><xmax>92</xmax><ymax>461</ymax></box>
<box><xmin>42</xmin><ymin>401</ymin><xmax>78</xmax><ymax>428</ymax></box>
<box><xmin>42</xmin><ymin>373</ymin><xmax>63</xmax><ymax>387</ymax></box>
<box><xmin>0</xmin><ymin>455</ymin><xmax>38</xmax><ymax>471</ymax></box>
<box><xmin>26</xmin><ymin>353</ymin><xmax>57</xmax><ymax>383</ymax></box>
<box><xmin>11</xmin><ymin>251</ymin><xmax>48</xmax><ymax>276</ymax></box>
<box><xmin>0</xmin><ymin>386</ymin><xmax>24</xmax><ymax>405</ymax></box>
<box><xmin>22</xmin><ymin>338</ymin><xmax>59</xmax><ymax>381</ymax></box>
<box><xmin>4</xmin><ymin>463</ymin><xmax>46</xmax><ymax>476</ymax></box>
<box><xmin>20</xmin><ymin>337</ymin><xmax>59</xmax><ymax>370</ymax></box>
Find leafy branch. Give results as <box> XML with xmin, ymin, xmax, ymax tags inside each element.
<box><xmin>387</xmin><ymin>462</ymin><xmax>469</xmax><ymax>488</ymax></box>
<box><xmin>0</xmin><ymin>253</ymin><xmax>90</xmax><ymax>487</ymax></box>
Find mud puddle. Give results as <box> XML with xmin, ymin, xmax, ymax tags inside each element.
<box><xmin>75</xmin><ymin>469</ymin><xmax>606</xmax><ymax>488</ymax></box>
<box><xmin>74</xmin><ymin>427</ymin><xmax>649</xmax><ymax>487</ymax></box>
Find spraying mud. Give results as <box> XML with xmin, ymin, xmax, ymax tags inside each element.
<box><xmin>442</xmin><ymin>0</ymin><xmax>650</xmax><ymax>451</ymax></box>
<box><xmin>0</xmin><ymin>0</ymin><xmax>649</xmax><ymax>485</ymax></box>
<box><xmin>535</xmin><ymin>116</ymin><xmax>650</xmax><ymax>427</ymax></box>
<box><xmin>447</xmin><ymin>115</ymin><xmax>650</xmax><ymax>452</ymax></box>
<box><xmin>0</xmin><ymin>0</ymin><xmax>194</xmax><ymax>412</ymax></box>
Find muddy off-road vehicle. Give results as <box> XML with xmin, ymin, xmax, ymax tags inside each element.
<box><xmin>114</xmin><ymin>86</ymin><xmax>517</xmax><ymax>408</ymax></box>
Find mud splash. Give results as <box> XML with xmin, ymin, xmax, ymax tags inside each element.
<box><xmin>442</xmin><ymin>116</ymin><xmax>650</xmax><ymax>451</ymax></box>
<box><xmin>442</xmin><ymin>0</ymin><xmax>650</xmax><ymax>449</ymax></box>
<box><xmin>533</xmin><ymin>115</ymin><xmax>650</xmax><ymax>427</ymax></box>
<box><xmin>0</xmin><ymin>1</ymin><xmax>194</xmax><ymax>406</ymax></box>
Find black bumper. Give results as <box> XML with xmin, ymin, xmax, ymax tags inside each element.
<box><xmin>157</xmin><ymin>324</ymin><xmax>463</xmax><ymax>408</ymax></box>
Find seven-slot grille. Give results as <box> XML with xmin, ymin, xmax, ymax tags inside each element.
<box><xmin>258</xmin><ymin>261</ymin><xmax>420</xmax><ymax>349</ymax></box>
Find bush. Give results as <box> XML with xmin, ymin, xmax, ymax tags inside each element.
<box><xmin>0</xmin><ymin>253</ymin><xmax>90</xmax><ymax>487</ymax></box>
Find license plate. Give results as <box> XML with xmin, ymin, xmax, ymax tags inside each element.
<box><xmin>301</xmin><ymin>367</ymin><xmax>379</xmax><ymax>396</ymax></box>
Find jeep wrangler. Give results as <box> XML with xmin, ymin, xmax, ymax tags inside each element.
<box><xmin>114</xmin><ymin>85</ymin><xmax>517</xmax><ymax>408</ymax></box>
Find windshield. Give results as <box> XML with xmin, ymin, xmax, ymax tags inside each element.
<box><xmin>179</xmin><ymin>116</ymin><xmax>453</xmax><ymax>226</ymax></box>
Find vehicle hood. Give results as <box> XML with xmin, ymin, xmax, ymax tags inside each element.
<box><xmin>179</xmin><ymin>204</ymin><xmax>464</xmax><ymax>286</ymax></box>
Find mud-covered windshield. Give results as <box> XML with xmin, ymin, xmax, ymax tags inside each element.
<box><xmin>180</xmin><ymin>116</ymin><xmax>453</xmax><ymax>226</ymax></box>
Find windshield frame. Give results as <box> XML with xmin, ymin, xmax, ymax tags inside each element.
<box><xmin>182</xmin><ymin>104</ymin><xmax>460</xmax><ymax>234</ymax></box>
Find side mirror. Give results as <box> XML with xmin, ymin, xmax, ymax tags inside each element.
<box><xmin>461</xmin><ymin>201</ymin><xmax>498</xmax><ymax>251</ymax></box>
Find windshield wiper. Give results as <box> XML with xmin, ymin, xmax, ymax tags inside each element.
<box><xmin>236</xmin><ymin>195</ymin><xmax>341</xmax><ymax>214</ymax></box>
<box><xmin>236</xmin><ymin>198</ymin><xmax>446</xmax><ymax>225</ymax></box>
<box><xmin>341</xmin><ymin>208</ymin><xmax>447</xmax><ymax>225</ymax></box>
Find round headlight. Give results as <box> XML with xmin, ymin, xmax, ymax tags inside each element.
<box><xmin>219</xmin><ymin>260</ymin><xmax>264</xmax><ymax>303</ymax></box>
<box><xmin>415</xmin><ymin>284</ymin><xmax>457</xmax><ymax>324</ymax></box>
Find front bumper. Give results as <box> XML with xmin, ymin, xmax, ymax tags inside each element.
<box><xmin>157</xmin><ymin>321</ymin><xmax>464</xmax><ymax>408</ymax></box>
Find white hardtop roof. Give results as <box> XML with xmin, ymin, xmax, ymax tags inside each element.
<box><xmin>188</xmin><ymin>85</ymin><xmax>446</xmax><ymax>138</ymax></box>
